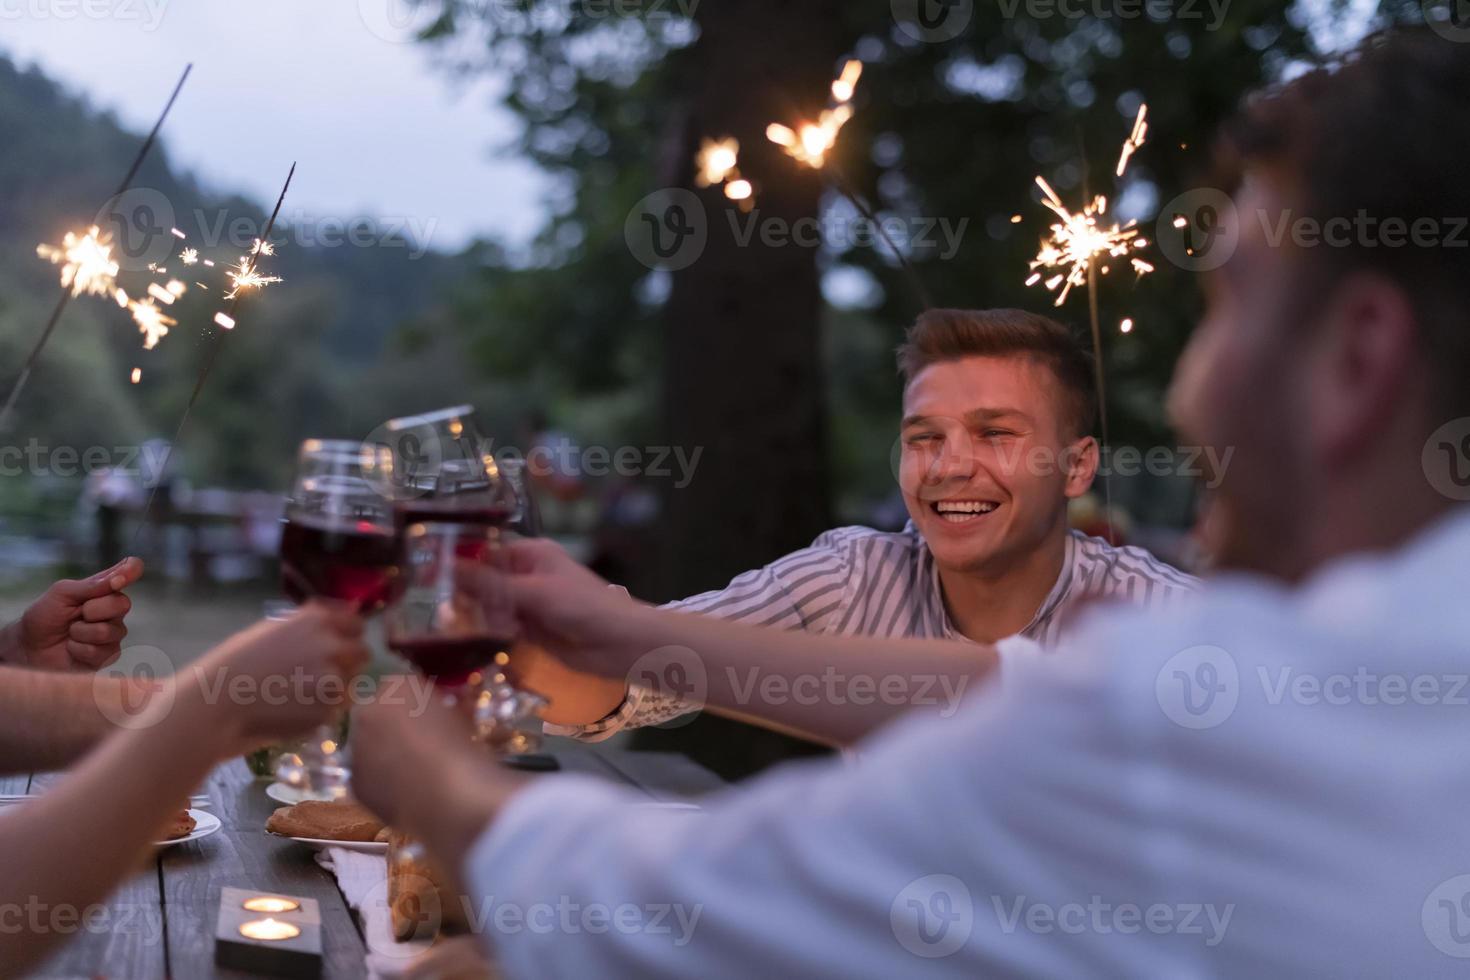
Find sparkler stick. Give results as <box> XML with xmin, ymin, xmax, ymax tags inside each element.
<box><xmin>828</xmin><ymin>164</ymin><xmax>934</xmax><ymax>311</ymax></box>
<box><xmin>0</xmin><ymin>64</ymin><xmax>193</xmax><ymax>429</ymax></box>
<box><xmin>1022</xmin><ymin>104</ymin><xmax>1154</xmax><ymax>544</ymax></box>
<box><xmin>131</xmin><ymin>163</ymin><xmax>296</xmax><ymax>544</ymax></box>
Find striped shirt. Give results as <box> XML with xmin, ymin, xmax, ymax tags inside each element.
<box><xmin>554</xmin><ymin>523</ymin><xmax>1199</xmax><ymax>740</ymax></box>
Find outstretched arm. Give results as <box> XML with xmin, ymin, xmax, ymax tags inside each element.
<box><xmin>462</xmin><ymin>541</ymin><xmax>998</xmax><ymax>748</ymax></box>
<box><xmin>0</xmin><ymin>605</ymin><xmax>368</xmax><ymax>975</ymax></box>
<box><xmin>0</xmin><ymin>666</ymin><xmax>154</xmax><ymax>775</ymax></box>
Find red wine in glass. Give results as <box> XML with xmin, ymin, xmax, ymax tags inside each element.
<box><xmin>394</xmin><ymin>501</ymin><xmax>513</xmax><ymax>560</ymax></box>
<box><xmin>280</xmin><ymin>516</ymin><xmax>401</xmax><ymax>611</ymax></box>
<box><xmin>388</xmin><ymin>635</ymin><xmax>510</xmax><ymax>688</ymax></box>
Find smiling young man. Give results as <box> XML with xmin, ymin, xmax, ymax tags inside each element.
<box><xmin>532</xmin><ymin>308</ymin><xmax>1197</xmax><ymax>740</ymax></box>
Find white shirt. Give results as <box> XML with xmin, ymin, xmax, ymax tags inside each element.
<box><xmin>468</xmin><ymin>506</ymin><xmax>1470</xmax><ymax>978</ymax></box>
<box><xmin>553</xmin><ymin>525</ymin><xmax>1197</xmax><ymax>739</ymax></box>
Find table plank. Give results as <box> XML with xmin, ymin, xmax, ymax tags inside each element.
<box><xmin>161</xmin><ymin>760</ymin><xmax>368</xmax><ymax>979</ymax></box>
<box><xmin>22</xmin><ymin>771</ymin><xmax>169</xmax><ymax>979</ymax></box>
<box><xmin>595</xmin><ymin>750</ymin><xmax>728</xmax><ymax>801</ymax></box>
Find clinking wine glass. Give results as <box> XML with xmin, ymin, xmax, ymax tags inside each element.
<box><xmin>273</xmin><ymin>439</ymin><xmax>399</xmax><ymax>800</ymax></box>
<box><xmin>375</xmin><ymin>407</ymin><xmax>547</xmax><ymax>751</ymax></box>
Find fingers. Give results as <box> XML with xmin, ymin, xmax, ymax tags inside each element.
<box><xmin>69</xmin><ymin>620</ymin><xmax>127</xmax><ymax>646</ymax></box>
<box><xmin>52</xmin><ymin>557</ymin><xmax>145</xmax><ymax>602</ymax></box>
<box><xmin>297</xmin><ymin>600</ymin><xmax>366</xmax><ymax>638</ymax></box>
<box><xmin>66</xmin><ymin>639</ymin><xmax>122</xmax><ymax>670</ymax></box>
<box><xmin>80</xmin><ymin>591</ymin><xmax>131</xmax><ymax>624</ymax></box>
<box><xmin>505</xmin><ymin>537</ymin><xmax>573</xmax><ymax>574</ymax></box>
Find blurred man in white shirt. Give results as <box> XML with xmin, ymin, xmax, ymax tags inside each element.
<box><xmin>350</xmin><ymin>29</ymin><xmax>1470</xmax><ymax>977</ymax></box>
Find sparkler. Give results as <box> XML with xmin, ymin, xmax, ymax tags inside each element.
<box><xmin>224</xmin><ymin>256</ymin><xmax>283</xmax><ymax>299</ymax></box>
<box><xmin>0</xmin><ymin>64</ymin><xmax>192</xmax><ymax>428</ymax></box>
<box><xmin>762</xmin><ymin>58</ymin><xmax>933</xmax><ymax>310</ymax></box>
<box><xmin>36</xmin><ymin>227</ymin><xmax>121</xmax><ymax>298</ymax></box>
<box><xmin>1020</xmin><ymin>103</ymin><xmax>1155</xmax><ymax>545</ymax></box>
<box><xmin>133</xmin><ymin>163</ymin><xmax>296</xmax><ymax>543</ymax></box>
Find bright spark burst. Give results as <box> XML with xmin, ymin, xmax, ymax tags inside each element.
<box><xmin>180</xmin><ymin>247</ymin><xmax>199</xmax><ymax>265</ymax></box>
<box><xmin>1024</xmin><ymin>104</ymin><xmax>1155</xmax><ymax>308</ymax></box>
<box><xmin>696</xmin><ymin>138</ymin><xmax>740</xmax><ymax>188</ymax></box>
<box><xmin>766</xmin><ymin>58</ymin><xmax>862</xmax><ymax>170</ymax></box>
<box><xmin>36</xmin><ymin>226</ymin><xmax>120</xmax><ymax>298</ymax></box>
<box><xmin>128</xmin><ymin>298</ymin><xmax>176</xmax><ymax>350</ymax></box>
<box><xmin>724</xmin><ymin>179</ymin><xmax>754</xmax><ymax>201</ymax></box>
<box><xmin>224</xmin><ymin>256</ymin><xmax>282</xmax><ymax>300</ymax></box>
<box><xmin>250</xmin><ymin>238</ymin><xmax>275</xmax><ymax>257</ymax></box>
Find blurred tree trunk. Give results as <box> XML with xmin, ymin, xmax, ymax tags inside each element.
<box><xmin>636</xmin><ymin>0</ymin><xmax>856</xmax><ymax>779</ymax></box>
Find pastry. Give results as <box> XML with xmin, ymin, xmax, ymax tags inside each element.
<box><xmin>266</xmin><ymin>800</ymin><xmax>384</xmax><ymax>842</ymax></box>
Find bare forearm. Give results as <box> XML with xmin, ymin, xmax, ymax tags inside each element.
<box><xmin>0</xmin><ymin>666</ymin><xmax>145</xmax><ymax>775</ymax></box>
<box><xmin>0</xmin><ymin>681</ymin><xmax>227</xmax><ymax>974</ymax></box>
<box><xmin>610</xmin><ymin>605</ymin><xmax>997</xmax><ymax>746</ymax></box>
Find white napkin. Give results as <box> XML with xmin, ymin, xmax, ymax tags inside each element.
<box><xmin>316</xmin><ymin>847</ymin><xmax>434</xmax><ymax>978</ymax></box>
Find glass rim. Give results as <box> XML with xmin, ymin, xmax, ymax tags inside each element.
<box><xmin>385</xmin><ymin>405</ymin><xmax>476</xmax><ymax>432</ymax></box>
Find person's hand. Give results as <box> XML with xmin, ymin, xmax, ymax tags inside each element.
<box><xmin>177</xmin><ymin>603</ymin><xmax>369</xmax><ymax>751</ymax></box>
<box><xmin>349</xmin><ymin>681</ymin><xmax>523</xmax><ymax>883</ymax></box>
<box><xmin>456</xmin><ymin>539</ymin><xmax>642</xmax><ymax>679</ymax></box>
<box><xmin>3</xmin><ymin>558</ymin><xmax>144</xmax><ymax>671</ymax></box>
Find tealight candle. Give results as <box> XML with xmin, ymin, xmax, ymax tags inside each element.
<box><xmin>242</xmin><ymin>897</ymin><xmax>300</xmax><ymax>914</ymax></box>
<box><xmin>239</xmin><ymin>918</ymin><xmax>301</xmax><ymax>942</ymax></box>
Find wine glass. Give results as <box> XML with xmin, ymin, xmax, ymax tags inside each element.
<box><xmin>374</xmin><ymin>408</ymin><xmax>547</xmax><ymax>751</ymax></box>
<box><xmin>273</xmin><ymin>439</ymin><xmax>397</xmax><ymax>800</ymax></box>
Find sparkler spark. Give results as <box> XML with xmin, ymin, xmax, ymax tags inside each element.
<box><xmin>128</xmin><ymin>298</ymin><xmax>176</xmax><ymax>350</ymax></box>
<box><xmin>131</xmin><ymin>367</ymin><xmax>142</xmax><ymax>384</ymax></box>
<box><xmin>36</xmin><ymin>227</ymin><xmax>120</xmax><ymax>298</ymax></box>
<box><xmin>696</xmin><ymin>137</ymin><xmax>740</xmax><ymax>188</ymax></box>
<box><xmin>180</xmin><ymin>247</ymin><xmax>199</xmax><ymax>265</ymax></box>
<box><xmin>224</xmin><ymin>256</ymin><xmax>282</xmax><ymax>300</ymax></box>
<box><xmin>724</xmin><ymin>179</ymin><xmax>754</xmax><ymax>201</ymax></box>
<box><xmin>1024</xmin><ymin>104</ymin><xmax>1155</xmax><ymax>309</ymax></box>
<box><xmin>766</xmin><ymin>58</ymin><xmax>862</xmax><ymax>170</ymax></box>
<box><xmin>250</xmin><ymin>238</ymin><xmax>275</xmax><ymax>257</ymax></box>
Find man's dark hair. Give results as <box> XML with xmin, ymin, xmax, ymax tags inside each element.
<box><xmin>895</xmin><ymin>308</ymin><xmax>1097</xmax><ymax>438</ymax></box>
<box><xmin>1213</xmin><ymin>29</ymin><xmax>1470</xmax><ymax>419</ymax></box>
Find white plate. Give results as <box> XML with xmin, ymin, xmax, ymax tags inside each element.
<box><xmin>157</xmin><ymin>809</ymin><xmax>221</xmax><ymax>849</ymax></box>
<box><xmin>265</xmin><ymin>782</ymin><xmax>339</xmax><ymax>805</ymax></box>
<box><xmin>266</xmin><ymin>832</ymin><xmax>388</xmax><ymax>854</ymax></box>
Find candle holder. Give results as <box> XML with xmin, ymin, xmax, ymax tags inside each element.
<box><xmin>215</xmin><ymin>887</ymin><xmax>322</xmax><ymax>978</ymax></box>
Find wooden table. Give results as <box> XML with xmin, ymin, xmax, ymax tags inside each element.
<box><xmin>7</xmin><ymin>745</ymin><xmax>724</xmax><ymax>978</ymax></box>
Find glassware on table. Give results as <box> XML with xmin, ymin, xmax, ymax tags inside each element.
<box><xmin>273</xmin><ymin>439</ymin><xmax>398</xmax><ymax>801</ymax></box>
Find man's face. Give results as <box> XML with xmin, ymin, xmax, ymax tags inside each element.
<box><xmin>1167</xmin><ymin>180</ymin><xmax>1314</xmax><ymax>573</ymax></box>
<box><xmin>899</xmin><ymin>354</ymin><xmax>1095</xmax><ymax>576</ymax></box>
